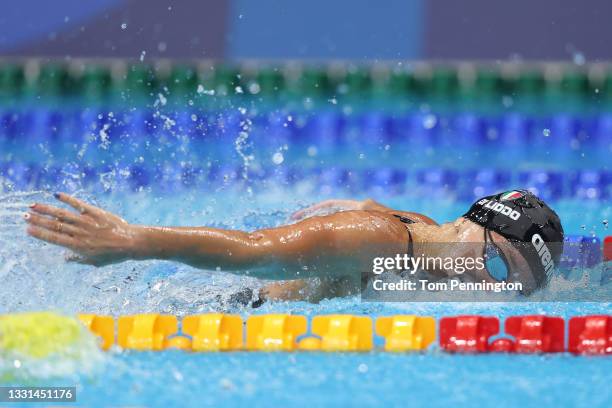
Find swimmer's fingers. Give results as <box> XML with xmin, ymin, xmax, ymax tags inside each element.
<box><xmin>25</xmin><ymin>213</ymin><xmax>82</xmax><ymax>237</ymax></box>
<box><xmin>54</xmin><ymin>192</ymin><xmax>104</xmax><ymax>217</ymax></box>
<box><xmin>27</xmin><ymin>225</ymin><xmax>80</xmax><ymax>250</ymax></box>
<box><xmin>29</xmin><ymin>203</ymin><xmax>84</xmax><ymax>225</ymax></box>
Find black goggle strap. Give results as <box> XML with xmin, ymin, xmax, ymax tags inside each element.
<box><xmin>483</xmin><ymin>228</ymin><xmax>510</xmax><ymax>282</ymax></box>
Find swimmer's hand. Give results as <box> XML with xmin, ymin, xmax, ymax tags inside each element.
<box><xmin>290</xmin><ymin>199</ymin><xmax>366</xmax><ymax>220</ymax></box>
<box><xmin>25</xmin><ymin>192</ymin><xmax>137</xmax><ymax>266</ymax></box>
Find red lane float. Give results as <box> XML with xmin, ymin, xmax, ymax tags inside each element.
<box><xmin>489</xmin><ymin>338</ymin><xmax>514</xmax><ymax>352</ymax></box>
<box><xmin>439</xmin><ymin>315</ymin><xmax>564</xmax><ymax>354</ymax></box>
<box><xmin>439</xmin><ymin>315</ymin><xmax>499</xmax><ymax>353</ymax></box>
<box><xmin>568</xmin><ymin>315</ymin><xmax>612</xmax><ymax>355</ymax></box>
<box><xmin>604</xmin><ymin>236</ymin><xmax>612</xmax><ymax>262</ymax></box>
<box><xmin>505</xmin><ymin>315</ymin><xmax>564</xmax><ymax>353</ymax></box>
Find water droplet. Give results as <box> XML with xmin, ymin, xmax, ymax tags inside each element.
<box><xmin>358</xmin><ymin>363</ymin><xmax>368</xmax><ymax>373</ymax></box>
<box><xmin>121</xmin><ymin>23</ymin><xmax>127</xmax><ymax>30</ymax></box>
<box><xmin>423</xmin><ymin>114</ymin><xmax>437</xmax><ymax>129</ymax></box>
<box><xmin>220</xmin><ymin>378</ymin><xmax>235</xmax><ymax>390</ymax></box>
<box><xmin>272</xmin><ymin>152</ymin><xmax>284</xmax><ymax>165</ymax></box>
<box><xmin>196</xmin><ymin>85</ymin><xmax>215</xmax><ymax>96</ymax></box>
<box><xmin>173</xmin><ymin>369</ymin><xmax>184</xmax><ymax>381</ymax></box>
<box><xmin>248</xmin><ymin>82</ymin><xmax>260</xmax><ymax>94</ymax></box>
<box><xmin>573</xmin><ymin>52</ymin><xmax>585</xmax><ymax>66</ymax></box>
<box><xmin>542</xmin><ymin>128</ymin><xmax>551</xmax><ymax>137</ymax></box>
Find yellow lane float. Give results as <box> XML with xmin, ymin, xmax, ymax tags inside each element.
<box><xmin>118</xmin><ymin>314</ymin><xmax>178</xmax><ymax>351</ymax></box>
<box><xmin>78</xmin><ymin>314</ymin><xmax>114</xmax><ymax>350</ymax></box>
<box><xmin>246</xmin><ymin>314</ymin><xmax>307</xmax><ymax>351</ymax></box>
<box><xmin>376</xmin><ymin>315</ymin><xmax>436</xmax><ymax>351</ymax></box>
<box><xmin>183</xmin><ymin>313</ymin><xmax>243</xmax><ymax>351</ymax></box>
<box><xmin>1</xmin><ymin>313</ymin><xmax>442</xmax><ymax>354</ymax></box>
<box><xmin>310</xmin><ymin>315</ymin><xmax>373</xmax><ymax>351</ymax></box>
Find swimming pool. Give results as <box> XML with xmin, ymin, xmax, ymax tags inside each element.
<box><xmin>0</xmin><ymin>61</ymin><xmax>610</xmax><ymax>407</ymax></box>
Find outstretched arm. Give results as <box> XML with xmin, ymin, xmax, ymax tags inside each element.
<box><xmin>26</xmin><ymin>193</ymin><xmax>408</xmax><ymax>280</ymax></box>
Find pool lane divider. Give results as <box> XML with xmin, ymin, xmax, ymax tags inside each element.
<box><xmin>439</xmin><ymin>315</ymin><xmax>565</xmax><ymax>353</ymax></box>
<box><xmin>605</xmin><ymin>236</ymin><xmax>612</xmax><ymax>262</ymax></box>
<box><xmin>69</xmin><ymin>313</ymin><xmax>612</xmax><ymax>355</ymax></box>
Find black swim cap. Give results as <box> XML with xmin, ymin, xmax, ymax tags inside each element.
<box><xmin>463</xmin><ymin>190</ymin><xmax>564</xmax><ymax>288</ymax></box>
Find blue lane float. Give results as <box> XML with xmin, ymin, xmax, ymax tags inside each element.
<box><xmin>561</xmin><ymin>235</ymin><xmax>603</xmax><ymax>269</ymax></box>
<box><xmin>1</xmin><ymin>162</ymin><xmax>610</xmax><ymax>200</ymax></box>
<box><xmin>571</xmin><ymin>170</ymin><xmax>610</xmax><ymax>200</ymax></box>
<box><xmin>1</xmin><ymin>109</ymin><xmax>611</xmax><ymax>147</ymax></box>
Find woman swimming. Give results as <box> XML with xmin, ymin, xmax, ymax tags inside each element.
<box><xmin>24</xmin><ymin>189</ymin><xmax>563</xmax><ymax>303</ymax></box>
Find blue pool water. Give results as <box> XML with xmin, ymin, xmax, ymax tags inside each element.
<box><xmin>0</xmin><ymin>97</ymin><xmax>611</xmax><ymax>406</ymax></box>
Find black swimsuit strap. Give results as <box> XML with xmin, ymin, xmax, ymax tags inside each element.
<box><xmin>393</xmin><ymin>214</ymin><xmax>415</xmax><ymax>258</ymax></box>
<box><xmin>406</xmin><ymin>228</ymin><xmax>414</xmax><ymax>259</ymax></box>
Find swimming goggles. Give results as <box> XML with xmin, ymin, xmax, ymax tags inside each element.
<box><xmin>483</xmin><ymin>228</ymin><xmax>511</xmax><ymax>282</ymax></box>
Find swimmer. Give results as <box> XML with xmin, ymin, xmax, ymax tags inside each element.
<box><xmin>24</xmin><ymin>190</ymin><xmax>563</xmax><ymax>304</ymax></box>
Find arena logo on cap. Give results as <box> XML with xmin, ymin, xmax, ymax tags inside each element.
<box><xmin>500</xmin><ymin>191</ymin><xmax>523</xmax><ymax>201</ymax></box>
<box><xmin>532</xmin><ymin>233</ymin><xmax>555</xmax><ymax>275</ymax></box>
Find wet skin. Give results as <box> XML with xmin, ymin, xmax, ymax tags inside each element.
<box><xmin>25</xmin><ymin>193</ymin><xmax>535</xmax><ymax>303</ymax></box>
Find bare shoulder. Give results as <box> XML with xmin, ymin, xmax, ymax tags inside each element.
<box><xmin>361</xmin><ymin>209</ymin><xmax>438</xmax><ymax>226</ymax></box>
<box><xmin>359</xmin><ymin>199</ymin><xmax>437</xmax><ymax>225</ymax></box>
<box><xmin>292</xmin><ymin>210</ymin><xmax>410</xmax><ymax>243</ymax></box>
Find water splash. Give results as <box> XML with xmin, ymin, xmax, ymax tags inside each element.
<box><xmin>234</xmin><ymin>109</ymin><xmax>255</xmax><ymax>183</ymax></box>
<box><xmin>0</xmin><ymin>313</ymin><xmax>107</xmax><ymax>381</ymax></box>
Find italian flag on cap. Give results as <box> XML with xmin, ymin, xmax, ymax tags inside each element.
<box><xmin>500</xmin><ymin>190</ymin><xmax>523</xmax><ymax>200</ymax></box>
